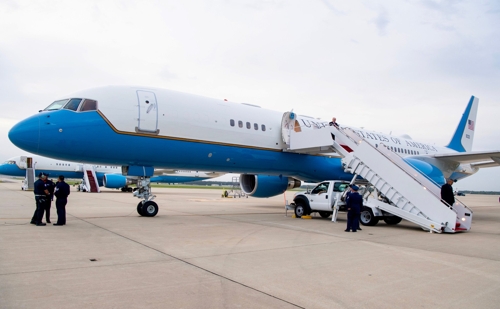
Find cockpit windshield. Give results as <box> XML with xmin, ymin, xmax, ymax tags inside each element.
<box><xmin>3</xmin><ymin>160</ymin><xmax>16</xmax><ymax>165</ymax></box>
<box><xmin>43</xmin><ymin>98</ymin><xmax>98</xmax><ymax>112</ymax></box>
<box><xmin>63</xmin><ymin>98</ymin><xmax>82</xmax><ymax>111</ymax></box>
<box><xmin>44</xmin><ymin>99</ymin><xmax>69</xmax><ymax>111</ymax></box>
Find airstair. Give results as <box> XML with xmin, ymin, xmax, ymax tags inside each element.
<box><xmin>284</xmin><ymin>121</ymin><xmax>472</xmax><ymax>233</ymax></box>
<box><xmin>20</xmin><ymin>156</ymin><xmax>35</xmax><ymax>191</ymax></box>
<box><xmin>82</xmin><ymin>164</ymin><xmax>100</xmax><ymax>193</ymax></box>
<box><xmin>23</xmin><ymin>167</ymin><xmax>35</xmax><ymax>191</ymax></box>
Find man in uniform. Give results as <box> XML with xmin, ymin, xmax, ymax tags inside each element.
<box><xmin>31</xmin><ymin>173</ymin><xmax>49</xmax><ymax>226</ymax></box>
<box><xmin>345</xmin><ymin>185</ymin><xmax>362</xmax><ymax>232</ymax></box>
<box><xmin>43</xmin><ymin>175</ymin><xmax>55</xmax><ymax>223</ymax></box>
<box><xmin>441</xmin><ymin>178</ymin><xmax>455</xmax><ymax>207</ymax></box>
<box><xmin>53</xmin><ymin>175</ymin><xmax>70</xmax><ymax>226</ymax></box>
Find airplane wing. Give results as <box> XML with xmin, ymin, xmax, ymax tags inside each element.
<box><xmin>431</xmin><ymin>150</ymin><xmax>500</xmax><ymax>168</ymax></box>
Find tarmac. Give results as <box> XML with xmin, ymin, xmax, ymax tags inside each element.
<box><xmin>1</xmin><ymin>179</ymin><xmax>500</xmax><ymax>309</ymax></box>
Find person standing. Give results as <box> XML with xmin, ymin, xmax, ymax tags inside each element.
<box><xmin>441</xmin><ymin>178</ymin><xmax>455</xmax><ymax>207</ymax></box>
<box><xmin>345</xmin><ymin>185</ymin><xmax>362</xmax><ymax>232</ymax></box>
<box><xmin>329</xmin><ymin>117</ymin><xmax>339</xmax><ymax>128</ymax></box>
<box><xmin>44</xmin><ymin>175</ymin><xmax>56</xmax><ymax>223</ymax></box>
<box><xmin>31</xmin><ymin>173</ymin><xmax>49</xmax><ymax>226</ymax></box>
<box><xmin>53</xmin><ymin>175</ymin><xmax>70</xmax><ymax>226</ymax></box>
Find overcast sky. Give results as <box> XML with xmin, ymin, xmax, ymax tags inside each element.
<box><xmin>0</xmin><ymin>0</ymin><xmax>499</xmax><ymax>190</ymax></box>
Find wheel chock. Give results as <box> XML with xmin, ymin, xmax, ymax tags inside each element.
<box><xmin>292</xmin><ymin>215</ymin><xmax>297</xmax><ymax>218</ymax></box>
<box><xmin>301</xmin><ymin>215</ymin><xmax>312</xmax><ymax>219</ymax></box>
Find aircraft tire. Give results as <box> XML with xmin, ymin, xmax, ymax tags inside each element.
<box><xmin>319</xmin><ymin>211</ymin><xmax>331</xmax><ymax>219</ymax></box>
<box><xmin>137</xmin><ymin>202</ymin><xmax>145</xmax><ymax>216</ymax></box>
<box><xmin>142</xmin><ymin>201</ymin><xmax>159</xmax><ymax>217</ymax></box>
<box><xmin>383</xmin><ymin>216</ymin><xmax>402</xmax><ymax>225</ymax></box>
<box><xmin>360</xmin><ymin>207</ymin><xmax>379</xmax><ymax>226</ymax></box>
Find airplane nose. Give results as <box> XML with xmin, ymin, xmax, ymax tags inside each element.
<box><xmin>8</xmin><ymin>114</ymin><xmax>41</xmax><ymax>154</ymax></box>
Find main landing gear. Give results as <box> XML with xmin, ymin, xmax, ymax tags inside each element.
<box><xmin>133</xmin><ymin>177</ymin><xmax>158</xmax><ymax>217</ymax></box>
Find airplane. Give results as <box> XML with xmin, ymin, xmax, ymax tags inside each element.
<box><xmin>8</xmin><ymin>86</ymin><xmax>500</xmax><ymax>217</ymax></box>
<box><xmin>0</xmin><ymin>154</ymin><xmax>225</xmax><ymax>191</ymax></box>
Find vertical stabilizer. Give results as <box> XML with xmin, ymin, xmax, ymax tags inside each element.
<box><xmin>446</xmin><ymin>96</ymin><xmax>478</xmax><ymax>152</ymax></box>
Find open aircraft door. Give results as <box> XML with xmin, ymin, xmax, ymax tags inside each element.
<box><xmin>136</xmin><ymin>90</ymin><xmax>159</xmax><ymax>134</ymax></box>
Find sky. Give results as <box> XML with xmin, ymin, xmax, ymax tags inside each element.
<box><xmin>0</xmin><ymin>0</ymin><xmax>499</xmax><ymax>191</ymax></box>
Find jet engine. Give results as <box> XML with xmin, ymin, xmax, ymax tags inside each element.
<box><xmin>102</xmin><ymin>174</ymin><xmax>134</xmax><ymax>189</ymax></box>
<box><xmin>240</xmin><ymin>174</ymin><xmax>301</xmax><ymax>198</ymax></box>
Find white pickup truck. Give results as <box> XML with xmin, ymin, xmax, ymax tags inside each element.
<box><xmin>290</xmin><ymin>180</ymin><xmax>402</xmax><ymax>226</ymax></box>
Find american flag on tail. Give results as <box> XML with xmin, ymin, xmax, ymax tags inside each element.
<box><xmin>468</xmin><ymin>119</ymin><xmax>474</xmax><ymax>131</ymax></box>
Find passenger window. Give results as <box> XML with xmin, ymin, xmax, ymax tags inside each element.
<box><xmin>261</xmin><ymin>124</ymin><xmax>266</xmax><ymax>131</ymax></box>
<box><xmin>238</xmin><ymin>121</ymin><xmax>243</xmax><ymax>128</ymax></box>
<box><xmin>64</xmin><ymin>98</ymin><xmax>82</xmax><ymax>111</ymax></box>
<box><xmin>80</xmin><ymin>99</ymin><xmax>97</xmax><ymax>111</ymax></box>
<box><xmin>44</xmin><ymin>99</ymin><xmax>69</xmax><ymax>111</ymax></box>
<box><xmin>230</xmin><ymin>119</ymin><xmax>235</xmax><ymax>127</ymax></box>
<box><xmin>246</xmin><ymin>122</ymin><xmax>251</xmax><ymax>129</ymax></box>
<box><xmin>254</xmin><ymin>123</ymin><xmax>258</xmax><ymax>130</ymax></box>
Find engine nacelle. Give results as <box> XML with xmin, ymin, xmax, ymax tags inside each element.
<box><xmin>103</xmin><ymin>174</ymin><xmax>134</xmax><ymax>189</ymax></box>
<box><xmin>240</xmin><ymin>174</ymin><xmax>301</xmax><ymax>198</ymax></box>
<box><xmin>403</xmin><ymin>158</ymin><xmax>446</xmax><ymax>185</ymax></box>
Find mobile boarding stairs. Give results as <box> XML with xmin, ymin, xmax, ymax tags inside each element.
<box><xmin>78</xmin><ymin>164</ymin><xmax>100</xmax><ymax>193</ymax></box>
<box><xmin>284</xmin><ymin>122</ymin><xmax>472</xmax><ymax>233</ymax></box>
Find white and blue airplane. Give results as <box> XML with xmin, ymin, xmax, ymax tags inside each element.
<box><xmin>0</xmin><ymin>154</ymin><xmax>224</xmax><ymax>191</ymax></box>
<box><xmin>8</xmin><ymin>86</ymin><xmax>500</xmax><ymax>216</ymax></box>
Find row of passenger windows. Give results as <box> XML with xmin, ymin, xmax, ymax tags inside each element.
<box><xmin>229</xmin><ymin>119</ymin><xmax>266</xmax><ymax>131</ymax></box>
<box><xmin>388</xmin><ymin>146</ymin><xmax>420</xmax><ymax>155</ymax></box>
<box><xmin>55</xmin><ymin>163</ymin><xmax>71</xmax><ymax>166</ymax></box>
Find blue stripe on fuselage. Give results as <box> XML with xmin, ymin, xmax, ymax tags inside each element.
<box><xmin>28</xmin><ymin>110</ymin><xmax>350</xmax><ymax>183</ymax></box>
<box><xmin>0</xmin><ymin>164</ymin><xmax>26</xmax><ymax>176</ymax></box>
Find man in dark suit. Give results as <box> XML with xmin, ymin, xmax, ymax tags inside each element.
<box><xmin>441</xmin><ymin>178</ymin><xmax>455</xmax><ymax>207</ymax></box>
<box><xmin>329</xmin><ymin>117</ymin><xmax>339</xmax><ymax>128</ymax></box>
<box><xmin>44</xmin><ymin>176</ymin><xmax>55</xmax><ymax>223</ymax></box>
<box><xmin>53</xmin><ymin>175</ymin><xmax>71</xmax><ymax>226</ymax></box>
<box><xmin>31</xmin><ymin>173</ymin><xmax>50</xmax><ymax>226</ymax></box>
<box><xmin>345</xmin><ymin>185</ymin><xmax>362</xmax><ymax>232</ymax></box>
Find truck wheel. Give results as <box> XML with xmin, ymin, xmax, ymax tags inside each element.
<box><xmin>360</xmin><ymin>207</ymin><xmax>379</xmax><ymax>226</ymax></box>
<box><xmin>319</xmin><ymin>211</ymin><xmax>331</xmax><ymax>219</ymax></box>
<box><xmin>294</xmin><ymin>201</ymin><xmax>306</xmax><ymax>218</ymax></box>
<box><xmin>383</xmin><ymin>216</ymin><xmax>402</xmax><ymax>225</ymax></box>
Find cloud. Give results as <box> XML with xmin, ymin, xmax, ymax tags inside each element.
<box><xmin>372</xmin><ymin>8</ymin><xmax>389</xmax><ymax>36</ymax></box>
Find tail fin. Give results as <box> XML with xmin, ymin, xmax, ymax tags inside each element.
<box><xmin>446</xmin><ymin>96</ymin><xmax>478</xmax><ymax>152</ymax></box>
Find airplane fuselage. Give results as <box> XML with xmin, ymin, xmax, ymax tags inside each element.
<box><xmin>8</xmin><ymin>86</ymin><xmax>472</xmax><ymax>183</ymax></box>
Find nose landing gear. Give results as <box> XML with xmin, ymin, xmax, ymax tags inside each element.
<box><xmin>133</xmin><ymin>177</ymin><xmax>158</xmax><ymax>217</ymax></box>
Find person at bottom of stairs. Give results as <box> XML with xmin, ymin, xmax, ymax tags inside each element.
<box><xmin>345</xmin><ymin>185</ymin><xmax>362</xmax><ymax>232</ymax></box>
